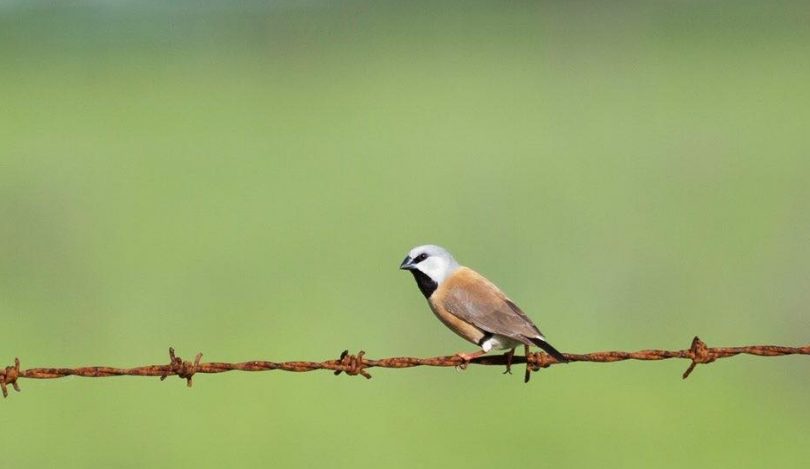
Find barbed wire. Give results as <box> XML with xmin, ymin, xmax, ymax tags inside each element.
<box><xmin>2</xmin><ymin>336</ymin><xmax>808</xmax><ymax>398</ymax></box>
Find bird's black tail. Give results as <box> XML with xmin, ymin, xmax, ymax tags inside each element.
<box><xmin>529</xmin><ymin>337</ymin><xmax>568</xmax><ymax>363</ymax></box>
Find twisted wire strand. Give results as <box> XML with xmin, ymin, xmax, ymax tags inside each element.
<box><xmin>2</xmin><ymin>337</ymin><xmax>808</xmax><ymax>398</ymax></box>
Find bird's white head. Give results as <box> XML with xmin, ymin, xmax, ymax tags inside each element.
<box><xmin>399</xmin><ymin>244</ymin><xmax>460</xmax><ymax>296</ymax></box>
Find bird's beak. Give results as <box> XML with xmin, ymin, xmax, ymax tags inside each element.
<box><xmin>399</xmin><ymin>256</ymin><xmax>415</xmax><ymax>270</ymax></box>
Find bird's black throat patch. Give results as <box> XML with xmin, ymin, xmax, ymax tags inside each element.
<box><xmin>409</xmin><ymin>269</ymin><xmax>438</xmax><ymax>298</ymax></box>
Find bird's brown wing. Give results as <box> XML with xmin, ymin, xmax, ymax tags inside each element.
<box><xmin>439</xmin><ymin>267</ymin><xmax>545</xmax><ymax>342</ymax></box>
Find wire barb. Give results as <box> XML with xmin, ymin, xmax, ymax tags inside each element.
<box><xmin>334</xmin><ymin>350</ymin><xmax>371</xmax><ymax>379</ymax></box>
<box><xmin>682</xmin><ymin>336</ymin><xmax>716</xmax><ymax>379</ymax></box>
<box><xmin>3</xmin><ymin>337</ymin><xmax>808</xmax><ymax>398</ymax></box>
<box><xmin>160</xmin><ymin>348</ymin><xmax>203</xmax><ymax>387</ymax></box>
<box><xmin>1</xmin><ymin>358</ymin><xmax>21</xmax><ymax>397</ymax></box>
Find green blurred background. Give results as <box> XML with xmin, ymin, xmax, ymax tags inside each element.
<box><xmin>2</xmin><ymin>1</ymin><xmax>809</xmax><ymax>467</ymax></box>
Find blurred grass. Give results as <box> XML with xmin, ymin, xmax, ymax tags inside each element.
<box><xmin>1</xmin><ymin>1</ymin><xmax>809</xmax><ymax>468</ymax></box>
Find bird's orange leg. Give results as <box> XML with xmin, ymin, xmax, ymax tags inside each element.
<box><xmin>454</xmin><ymin>350</ymin><xmax>487</xmax><ymax>370</ymax></box>
<box><xmin>502</xmin><ymin>348</ymin><xmax>516</xmax><ymax>375</ymax></box>
<box><xmin>455</xmin><ymin>350</ymin><xmax>486</xmax><ymax>362</ymax></box>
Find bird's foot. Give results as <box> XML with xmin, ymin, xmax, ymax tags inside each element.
<box><xmin>454</xmin><ymin>351</ymin><xmax>485</xmax><ymax>371</ymax></box>
<box><xmin>502</xmin><ymin>348</ymin><xmax>516</xmax><ymax>375</ymax></box>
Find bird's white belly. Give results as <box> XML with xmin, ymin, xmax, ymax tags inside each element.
<box><xmin>481</xmin><ymin>334</ymin><xmax>522</xmax><ymax>352</ymax></box>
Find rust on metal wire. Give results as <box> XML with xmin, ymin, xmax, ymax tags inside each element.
<box><xmin>160</xmin><ymin>347</ymin><xmax>203</xmax><ymax>387</ymax></box>
<box><xmin>1</xmin><ymin>358</ymin><xmax>21</xmax><ymax>398</ymax></box>
<box><xmin>2</xmin><ymin>336</ymin><xmax>809</xmax><ymax>398</ymax></box>
<box><xmin>334</xmin><ymin>350</ymin><xmax>371</xmax><ymax>379</ymax></box>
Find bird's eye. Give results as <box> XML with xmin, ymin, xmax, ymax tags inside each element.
<box><xmin>414</xmin><ymin>253</ymin><xmax>428</xmax><ymax>263</ymax></box>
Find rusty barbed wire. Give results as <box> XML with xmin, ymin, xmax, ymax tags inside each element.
<box><xmin>2</xmin><ymin>336</ymin><xmax>808</xmax><ymax>398</ymax></box>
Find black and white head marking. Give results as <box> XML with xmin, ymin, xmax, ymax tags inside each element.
<box><xmin>399</xmin><ymin>244</ymin><xmax>460</xmax><ymax>298</ymax></box>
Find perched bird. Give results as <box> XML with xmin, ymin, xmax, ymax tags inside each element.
<box><xmin>399</xmin><ymin>244</ymin><xmax>567</xmax><ymax>382</ymax></box>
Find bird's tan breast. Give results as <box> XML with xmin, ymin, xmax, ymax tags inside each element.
<box><xmin>428</xmin><ymin>268</ymin><xmax>489</xmax><ymax>345</ymax></box>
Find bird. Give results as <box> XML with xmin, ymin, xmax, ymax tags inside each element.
<box><xmin>399</xmin><ymin>244</ymin><xmax>567</xmax><ymax>382</ymax></box>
